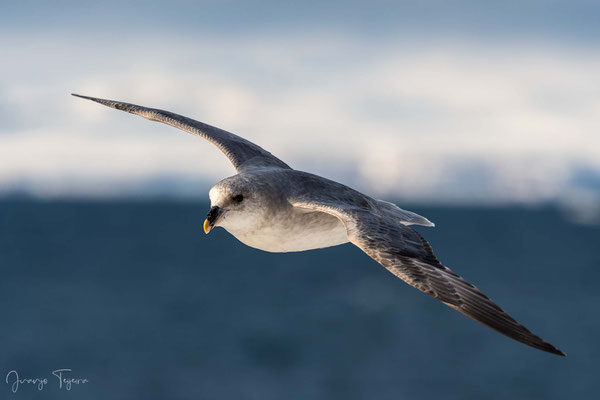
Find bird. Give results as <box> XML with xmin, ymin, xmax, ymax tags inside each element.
<box><xmin>73</xmin><ymin>93</ymin><xmax>565</xmax><ymax>356</ymax></box>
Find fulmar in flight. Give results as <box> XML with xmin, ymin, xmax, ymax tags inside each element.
<box><xmin>73</xmin><ymin>94</ymin><xmax>565</xmax><ymax>356</ymax></box>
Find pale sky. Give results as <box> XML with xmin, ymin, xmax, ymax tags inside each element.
<box><xmin>1</xmin><ymin>1</ymin><xmax>599</xmax><ymax>213</ymax></box>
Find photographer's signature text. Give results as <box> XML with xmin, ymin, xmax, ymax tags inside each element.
<box><xmin>5</xmin><ymin>369</ymin><xmax>88</xmax><ymax>393</ymax></box>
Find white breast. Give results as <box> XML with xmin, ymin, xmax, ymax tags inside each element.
<box><xmin>223</xmin><ymin>208</ymin><xmax>349</xmax><ymax>253</ymax></box>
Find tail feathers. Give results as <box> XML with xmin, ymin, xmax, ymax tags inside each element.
<box><xmin>376</xmin><ymin>200</ymin><xmax>435</xmax><ymax>227</ymax></box>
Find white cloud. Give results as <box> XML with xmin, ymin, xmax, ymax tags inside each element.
<box><xmin>1</xmin><ymin>33</ymin><xmax>599</xmax><ymax>206</ymax></box>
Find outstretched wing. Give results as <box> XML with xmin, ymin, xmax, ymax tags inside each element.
<box><xmin>291</xmin><ymin>197</ymin><xmax>565</xmax><ymax>356</ymax></box>
<box><xmin>72</xmin><ymin>94</ymin><xmax>291</xmax><ymax>171</ymax></box>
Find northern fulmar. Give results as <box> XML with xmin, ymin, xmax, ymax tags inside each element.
<box><xmin>73</xmin><ymin>94</ymin><xmax>565</xmax><ymax>356</ymax></box>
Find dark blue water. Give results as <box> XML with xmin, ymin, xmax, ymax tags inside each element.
<box><xmin>0</xmin><ymin>200</ymin><xmax>597</xmax><ymax>399</ymax></box>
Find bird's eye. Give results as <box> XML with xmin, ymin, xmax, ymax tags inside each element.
<box><xmin>233</xmin><ymin>194</ymin><xmax>244</xmax><ymax>203</ymax></box>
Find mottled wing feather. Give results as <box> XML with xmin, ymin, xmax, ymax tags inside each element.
<box><xmin>291</xmin><ymin>199</ymin><xmax>565</xmax><ymax>356</ymax></box>
<box><xmin>72</xmin><ymin>94</ymin><xmax>290</xmax><ymax>171</ymax></box>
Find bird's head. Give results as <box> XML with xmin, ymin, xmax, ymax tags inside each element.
<box><xmin>204</xmin><ymin>174</ymin><xmax>283</xmax><ymax>234</ymax></box>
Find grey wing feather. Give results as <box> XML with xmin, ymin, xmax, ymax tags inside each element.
<box><xmin>290</xmin><ymin>195</ymin><xmax>565</xmax><ymax>356</ymax></box>
<box><xmin>72</xmin><ymin>94</ymin><xmax>290</xmax><ymax>171</ymax></box>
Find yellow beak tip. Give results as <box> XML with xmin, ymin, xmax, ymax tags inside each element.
<box><xmin>203</xmin><ymin>219</ymin><xmax>212</xmax><ymax>234</ymax></box>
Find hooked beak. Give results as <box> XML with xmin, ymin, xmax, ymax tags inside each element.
<box><xmin>203</xmin><ymin>206</ymin><xmax>224</xmax><ymax>234</ymax></box>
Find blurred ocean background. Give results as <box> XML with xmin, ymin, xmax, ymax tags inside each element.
<box><xmin>1</xmin><ymin>199</ymin><xmax>597</xmax><ymax>399</ymax></box>
<box><xmin>2</xmin><ymin>0</ymin><xmax>600</xmax><ymax>398</ymax></box>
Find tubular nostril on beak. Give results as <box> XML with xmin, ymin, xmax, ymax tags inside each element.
<box><xmin>204</xmin><ymin>206</ymin><xmax>222</xmax><ymax>234</ymax></box>
<box><xmin>207</xmin><ymin>206</ymin><xmax>220</xmax><ymax>221</ymax></box>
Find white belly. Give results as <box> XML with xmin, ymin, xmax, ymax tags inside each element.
<box><xmin>223</xmin><ymin>209</ymin><xmax>349</xmax><ymax>253</ymax></box>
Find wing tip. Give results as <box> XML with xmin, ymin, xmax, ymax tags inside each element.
<box><xmin>72</xmin><ymin>93</ymin><xmax>90</xmax><ymax>102</ymax></box>
<box><xmin>71</xmin><ymin>93</ymin><xmax>107</xmax><ymax>104</ymax></box>
<box><xmin>71</xmin><ymin>93</ymin><xmax>97</xmax><ymax>101</ymax></box>
<box><xmin>71</xmin><ymin>93</ymin><xmax>140</xmax><ymax>114</ymax></box>
<box><xmin>448</xmin><ymin>301</ymin><xmax>566</xmax><ymax>357</ymax></box>
<box><xmin>543</xmin><ymin>344</ymin><xmax>567</xmax><ymax>357</ymax></box>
